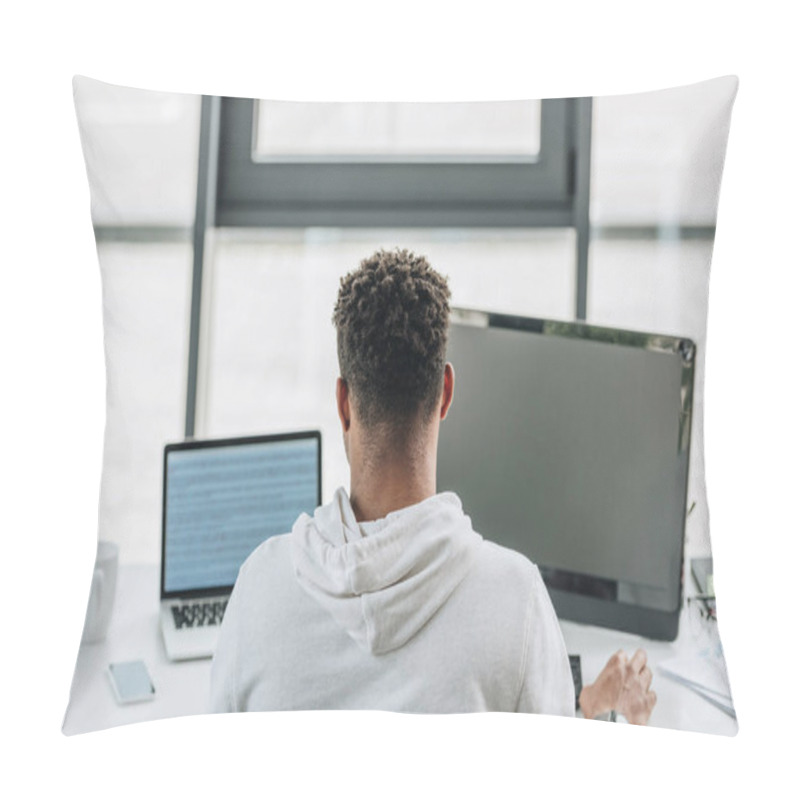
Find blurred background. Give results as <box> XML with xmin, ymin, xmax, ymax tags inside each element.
<box><xmin>73</xmin><ymin>76</ymin><xmax>735</xmax><ymax>565</ymax></box>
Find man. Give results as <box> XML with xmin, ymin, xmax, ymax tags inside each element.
<box><xmin>210</xmin><ymin>248</ymin><xmax>656</xmax><ymax>721</ymax></box>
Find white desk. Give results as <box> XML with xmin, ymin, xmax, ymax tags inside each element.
<box><xmin>63</xmin><ymin>564</ymin><xmax>737</xmax><ymax>736</ymax></box>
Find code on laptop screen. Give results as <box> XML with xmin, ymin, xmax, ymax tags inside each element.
<box><xmin>164</xmin><ymin>436</ymin><xmax>319</xmax><ymax>594</ymax></box>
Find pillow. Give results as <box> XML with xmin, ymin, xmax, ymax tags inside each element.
<box><xmin>64</xmin><ymin>75</ymin><xmax>738</xmax><ymax>734</ymax></box>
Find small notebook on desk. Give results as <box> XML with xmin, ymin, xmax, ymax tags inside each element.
<box><xmin>159</xmin><ymin>431</ymin><xmax>321</xmax><ymax>661</ymax></box>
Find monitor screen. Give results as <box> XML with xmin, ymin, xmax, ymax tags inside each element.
<box><xmin>437</xmin><ymin>311</ymin><xmax>694</xmax><ymax>640</ymax></box>
<box><xmin>161</xmin><ymin>432</ymin><xmax>321</xmax><ymax>597</ymax></box>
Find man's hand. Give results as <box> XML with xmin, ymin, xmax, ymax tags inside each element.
<box><xmin>578</xmin><ymin>648</ymin><xmax>657</xmax><ymax>725</ymax></box>
<box><xmin>618</xmin><ymin>649</ymin><xmax>657</xmax><ymax>724</ymax></box>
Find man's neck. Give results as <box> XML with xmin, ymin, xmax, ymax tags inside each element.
<box><xmin>349</xmin><ymin>456</ymin><xmax>436</xmax><ymax>523</ymax></box>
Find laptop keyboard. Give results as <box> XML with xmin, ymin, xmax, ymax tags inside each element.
<box><xmin>171</xmin><ymin>600</ymin><xmax>228</xmax><ymax>630</ymax></box>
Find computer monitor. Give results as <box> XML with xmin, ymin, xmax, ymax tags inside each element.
<box><xmin>437</xmin><ymin>309</ymin><xmax>695</xmax><ymax>641</ymax></box>
<box><xmin>161</xmin><ymin>431</ymin><xmax>321</xmax><ymax>600</ymax></box>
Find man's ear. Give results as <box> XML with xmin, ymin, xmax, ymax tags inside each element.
<box><xmin>336</xmin><ymin>377</ymin><xmax>351</xmax><ymax>432</ymax></box>
<box><xmin>440</xmin><ymin>362</ymin><xmax>455</xmax><ymax>421</ymax></box>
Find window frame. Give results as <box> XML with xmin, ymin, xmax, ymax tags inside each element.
<box><xmin>214</xmin><ymin>97</ymin><xmax>581</xmax><ymax>228</ymax></box>
<box><xmin>186</xmin><ymin>94</ymin><xmax>593</xmax><ymax>437</ymax></box>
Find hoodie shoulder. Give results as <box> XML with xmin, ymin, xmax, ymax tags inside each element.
<box><xmin>476</xmin><ymin>538</ymin><xmax>542</xmax><ymax>584</ymax></box>
<box><xmin>454</xmin><ymin>538</ymin><xmax>552</xmax><ymax>639</ymax></box>
<box><xmin>238</xmin><ymin>532</ymin><xmax>293</xmax><ymax>582</ymax></box>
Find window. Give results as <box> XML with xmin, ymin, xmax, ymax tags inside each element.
<box><xmin>186</xmin><ymin>95</ymin><xmax>593</xmax><ymax>437</ymax></box>
<box><xmin>253</xmin><ymin>100</ymin><xmax>542</xmax><ymax>159</ymax></box>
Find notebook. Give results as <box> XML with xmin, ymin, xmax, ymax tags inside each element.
<box><xmin>159</xmin><ymin>431</ymin><xmax>321</xmax><ymax>661</ymax></box>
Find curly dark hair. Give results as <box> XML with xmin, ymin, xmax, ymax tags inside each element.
<box><xmin>332</xmin><ymin>248</ymin><xmax>451</xmax><ymax>433</ymax></box>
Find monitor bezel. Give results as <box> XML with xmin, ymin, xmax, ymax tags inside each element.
<box><xmin>160</xmin><ymin>430</ymin><xmax>322</xmax><ymax>601</ymax></box>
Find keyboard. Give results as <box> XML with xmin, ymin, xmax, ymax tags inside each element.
<box><xmin>170</xmin><ymin>599</ymin><xmax>228</xmax><ymax>630</ymax></box>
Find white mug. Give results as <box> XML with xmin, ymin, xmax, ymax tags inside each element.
<box><xmin>81</xmin><ymin>541</ymin><xmax>119</xmax><ymax>644</ymax></box>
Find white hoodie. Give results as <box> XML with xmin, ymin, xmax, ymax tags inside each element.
<box><xmin>210</xmin><ymin>487</ymin><xmax>575</xmax><ymax>715</ymax></box>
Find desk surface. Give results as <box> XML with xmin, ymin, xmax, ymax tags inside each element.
<box><xmin>63</xmin><ymin>563</ymin><xmax>737</xmax><ymax>736</ymax></box>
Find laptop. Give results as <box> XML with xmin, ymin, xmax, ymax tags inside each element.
<box><xmin>159</xmin><ymin>430</ymin><xmax>321</xmax><ymax>661</ymax></box>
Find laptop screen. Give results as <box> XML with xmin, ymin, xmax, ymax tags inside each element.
<box><xmin>161</xmin><ymin>432</ymin><xmax>321</xmax><ymax>598</ymax></box>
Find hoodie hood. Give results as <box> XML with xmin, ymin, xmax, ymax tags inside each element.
<box><xmin>291</xmin><ymin>487</ymin><xmax>482</xmax><ymax>655</ymax></box>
